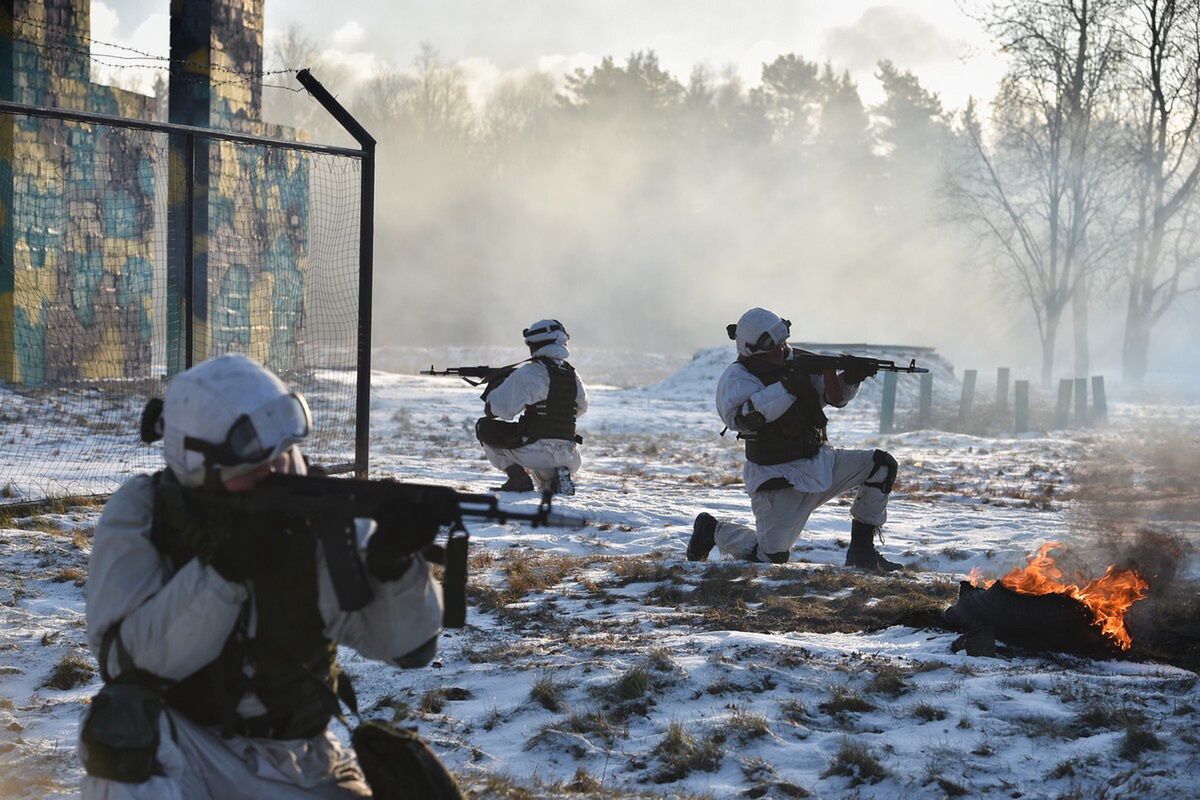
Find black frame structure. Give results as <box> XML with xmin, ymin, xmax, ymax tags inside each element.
<box><xmin>0</xmin><ymin>70</ymin><xmax>377</xmax><ymax>479</ymax></box>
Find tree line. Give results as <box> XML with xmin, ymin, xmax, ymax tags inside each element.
<box><xmin>268</xmin><ymin>0</ymin><xmax>1200</xmax><ymax>387</ymax></box>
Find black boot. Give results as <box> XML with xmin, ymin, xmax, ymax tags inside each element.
<box><xmin>496</xmin><ymin>465</ymin><xmax>535</xmax><ymax>493</ymax></box>
<box><xmin>688</xmin><ymin>513</ymin><xmax>717</xmax><ymax>561</ymax></box>
<box><xmin>845</xmin><ymin>520</ymin><xmax>902</xmax><ymax>572</ymax></box>
<box><xmin>550</xmin><ymin>466</ymin><xmax>576</xmax><ymax>496</ymax></box>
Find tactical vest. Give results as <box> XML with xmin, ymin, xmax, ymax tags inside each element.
<box><xmin>736</xmin><ymin>357</ymin><xmax>828</xmax><ymax>466</ymax></box>
<box><xmin>520</xmin><ymin>358</ymin><xmax>579</xmax><ymax>443</ymax></box>
<box><xmin>150</xmin><ymin>471</ymin><xmax>342</xmax><ymax>740</ymax></box>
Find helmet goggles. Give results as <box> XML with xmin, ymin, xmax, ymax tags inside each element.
<box><xmin>184</xmin><ymin>392</ymin><xmax>312</xmax><ymax>468</ymax></box>
<box><xmin>523</xmin><ymin>320</ymin><xmax>568</xmax><ymax>341</ymax></box>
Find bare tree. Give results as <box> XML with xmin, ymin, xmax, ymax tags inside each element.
<box><xmin>953</xmin><ymin>0</ymin><xmax>1124</xmax><ymax>385</ymax></box>
<box><xmin>1118</xmin><ymin>0</ymin><xmax>1200</xmax><ymax>386</ymax></box>
<box><xmin>262</xmin><ymin>24</ymin><xmax>350</xmax><ymax>140</ymax></box>
<box><xmin>483</xmin><ymin>71</ymin><xmax>557</xmax><ymax>167</ymax></box>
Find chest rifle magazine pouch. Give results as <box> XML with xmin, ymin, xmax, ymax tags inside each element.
<box><xmin>351</xmin><ymin>719</ymin><xmax>463</xmax><ymax>800</ymax></box>
<box><xmin>475</xmin><ymin>417</ymin><xmax>526</xmax><ymax>449</ymax></box>
<box><xmin>81</xmin><ymin>680</ymin><xmax>165</xmax><ymax>782</ymax></box>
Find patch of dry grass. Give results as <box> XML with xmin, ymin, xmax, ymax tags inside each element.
<box><xmin>647</xmin><ymin>564</ymin><xmax>956</xmax><ymax>636</ymax></box>
<box><xmin>50</xmin><ymin>566</ymin><xmax>86</xmax><ymax>586</ymax></box>
<box><xmin>43</xmin><ymin>651</ymin><xmax>94</xmax><ymax>690</ymax></box>
<box><xmin>822</xmin><ymin>738</ymin><xmax>887</xmax><ymax>786</ymax></box>
<box><xmin>1118</xmin><ymin>723</ymin><xmax>1162</xmax><ymax>761</ymax></box>
<box><xmin>867</xmin><ymin>664</ymin><xmax>910</xmax><ymax>697</ymax></box>
<box><xmin>818</xmin><ymin>687</ymin><xmax>876</xmax><ymax>718</ymax></box>
<box><xmin>651</xmin><ymin>721</ymin><xmax>722</xmax><ymax>783</ymax></box>
<box><xmin>726</xmin><ymin>706</ymin><xmax>771</xmax><ymax>741</ymax></box>
<box><xmin>557</xmin><ymin>710</ymin><xmax>627</xmax><ymax>745</ymax></box>
<box><xmin>529</xmin><ymin>672</ymin><xmax>568</xmax><ymax>712</ymax></box>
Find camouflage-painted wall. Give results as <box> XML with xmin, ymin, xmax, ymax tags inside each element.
<box><xmin>0</xmin><ymin>0</ymin><xmax>309</xmax><ymax>386</ymax></box>
<box><xmin>169</xmin><ymin>0</ymin><xmax>308</xmax><ymax>376</ymax></box>
<box><xmin>0</xmin><ymin>0</ymin><xmax>157</xmax><ymax>385</ymax></box>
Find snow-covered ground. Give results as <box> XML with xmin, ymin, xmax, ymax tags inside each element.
<box><xmin>2</xmin><ymin>359</ymin><xmax>1199</xmax><ymax>799</ymax></box>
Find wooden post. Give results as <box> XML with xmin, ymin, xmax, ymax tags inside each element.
<box><xmin>1054</xmin><ymin>379</ymin><xmax>1073</xmax><ymax>428</ymax></box>
<box><xmin>879</xmin><ymin>371</ymin><xmax>897</xmax><ymax>434</ymax></box>
<box><xmin>1073</xmin><ymin>377</ymin><xmax>1088</xmax><ymax>426</ymax></box>
<box><xmin>1091</xmin><ymin>375</ymin><xmax>1107</xmax><ymax>425</ymax></box>
<box><xmin>996</xmin><ymin>367</ymin><xmax>1010</xmax><ymax>410</ymax></box>
<box><xmin>960</xmin><ymin>369</ymin><xmax>977</xmax><ymax>421</ymax></box>
<box><xmin>918</xmin><ymin>372</ymin><xmax>933</xmax><ymax>428</ymax></box>
<box><xmin>1014</xmin><ymin>380</ymin><xmax>1030</xmax><ymax>433</ymax></box>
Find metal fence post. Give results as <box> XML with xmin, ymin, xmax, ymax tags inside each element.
<box><xmin>296</xmin><ymin>70</ymin><xmax>377</xmax><ymax>479</ymax></box>
<box><xmin>355</xmin><ymin>147</ymin><xmax>375</xmax><ymax>478</ymax></box>
<box><xmin>1054</xmin><ymin>379</ymin><xmax>1073</xmax><ymax>428</ymax></box>
<box><xmin>183</xmin><ymin>132</ymin><xmax>195</xmax><ymax>369</ymax></box>
<box><xmin>1014</xmin><ymin>380</ymin><xmax>1030</xmax><ymax>433</ymax></box>
<box><xmin>996</xmin><ymin>367</ymin><xmax>1010</xmax><ymax>410</ymax></box>
<box><xmin>879</xmin><ymin>371</ymin><xmax>897</xmax><ymax>434</ymax></box>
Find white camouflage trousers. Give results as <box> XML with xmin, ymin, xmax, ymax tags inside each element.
<box><xmin>80</xmin><ymin>707</ymin><xmax>369</xmax><ymax>799</ymax></box>
<box><xmin>714</xmin><ymin>448</ymin><xmax>891</xmax><ymax>562</ymax></box>
<box><xmin>482</xmin><ymin>439</ymin><xmax>581</xmax><ymax>490</ymax></box>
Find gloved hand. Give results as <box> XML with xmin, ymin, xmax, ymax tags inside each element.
<box><xmin>367</xmin><ymin>498</ymin><xmax>443</xmax><ymax>582</ymax></box>
<box><xmin>840</xmin><ymin>360</ymin><xmax>879</xmax><ymax>384</ymax></box>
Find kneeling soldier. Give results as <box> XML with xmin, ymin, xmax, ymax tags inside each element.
<box><xmin>475</xmin><ymin>319</ymin><xmax>588</xmax><ymax>495</ymax></box>
<box><xmin>688</xmin><ymin>308</ymin><xmax>903</xmax><ymax>571</ymax></box>
<box><xmin>79</xmin><ymin>354</ymin><xmax>445</xmax><ymax>798</ymax></box>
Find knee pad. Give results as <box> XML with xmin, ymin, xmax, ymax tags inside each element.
<box><xmin>765</xmin><ymin>550</ymin><xmax>790</xmax><ymax>564</ymax></box>
<box><xmin>864</xmin><ymin>449</ymin><xmax>898</xmax><ymax>494</ymax></box>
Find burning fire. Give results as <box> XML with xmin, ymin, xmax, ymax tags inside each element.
<box><xmin>970</xmin><ymin>542</ymin><xmax>1149</xmax><ymax>650</ymax></box>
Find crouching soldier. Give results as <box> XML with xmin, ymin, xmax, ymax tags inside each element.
<box><xmin>688</xmin><ymin>308</ymin><xmax>903</xmax><ymax>571</ymax></box>
<box><xmin>475</xmin><ymin>319</ymin><xmax>588</xmax><ymax>495</ymax></box>
<box><xmin>79</xmin><ymin>354</ymin><xmax>447</xmax><ymax>798</ymax></box>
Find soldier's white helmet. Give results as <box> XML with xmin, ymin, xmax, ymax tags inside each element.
<box><xmin>523</xmin><ymin>319</ymin><xmax>569</xmax><ymax>349</ymax></box>
<box><xmin>728</xmin><ymin>307</ymin><xmax>791</xmax><ymax>357</ymax></box>
<box><xmin>159</xmin><ymin>354</ymin><xmax>311</xmax><ymax>487</ymax></box>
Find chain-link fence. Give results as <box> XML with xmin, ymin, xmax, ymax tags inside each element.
<box><xmin>0</xmin><ymin>98</ymin><xmax>371</xmax><ymax>503</ymax></box>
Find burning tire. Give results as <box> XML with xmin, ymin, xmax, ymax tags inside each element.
<box><xmin>943</xmin><ymin>580</ymin><xmax>1114</xmax><ymax>654</ymax></box>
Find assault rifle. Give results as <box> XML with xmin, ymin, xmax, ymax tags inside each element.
<box><xmin>420</xmin><ymin>361</ymin><xmax>527</xmax><ymax>388</ymax></box>
<box><xmin>785</xmin><ymin>349</ymin><xmax>929</xmax><ymax>376</ymax></box>
<box><xmin>186</xmin><ymin>473</ymin><xmax>587</xmax><ymax>627</ymax></box>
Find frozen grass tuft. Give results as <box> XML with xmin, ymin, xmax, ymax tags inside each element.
<box><xmin>50</xmin><ymin>566</ymin><xmax>86</xmax><ymax>586</ymax></box>
<box><xmin>822</xmin><ymin>738</ymin><xmax>887</xmax><ymax>786</ymax></box>
<box><xmin>651</xmin><ymin>721</ymin><xmax>722</xmax><ymax>783</ymax></box>
<box><xmin>529</xmin><ymin>672</ymin><xmax>568</xmax><ymax>712</ymax></box>
<box><xmin>43</xmin><ymin>651</ymin><xmax>94</xmax><ymax>690</ymax></box>
<box><xmin>727</xmin><ymin>706</ymin><xmax>771</xmax><ymax>741</ymax></box>
<box><xmin>558</xmin><ymin>710</ymin><xmax>627</xmax><ymax>744</ymax></box>
<box><xmin>819</xmin><ymin>687</ymin><xmax>876</xmax><ymax>717</ymax></box>
<box><xmin>1118</xmin><ymin>723</ymin><xmax>1162</xmax><ymax>761</ymax></box>
<box><xmin>780</xmin><ymin>699</ymin><xmax>808</xmax><ymax>725</ymax></box>
<box><xmin>867</xmin><ymin>664</ymin><xmax>909</xmax><ymax>697</ymax></box>
<box><xmin>606</xmin><ymin>665</ymin><xmax>651</xmax><ymax>702</ymax></box>
<box><xmin>913</xmin><ymin>702</ymin><xmax>948</xmax><ymax>722</ymax></box>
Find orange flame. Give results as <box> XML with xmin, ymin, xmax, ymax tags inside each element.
<box><xmin>981</xmin><ymin>542</ymin><xmax>1149</xmax><ymax>650</ymax></box>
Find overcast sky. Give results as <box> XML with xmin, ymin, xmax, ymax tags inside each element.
<box><xmin>91</xmin><ymin>1</ymin><xmax>1008</xmax><ymax>112</ymax></box>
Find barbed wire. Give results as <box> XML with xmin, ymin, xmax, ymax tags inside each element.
<box><xmin>8</xmin><ymin>18</ymin><xmax>304</xmax><ymax>92</ymax></box>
